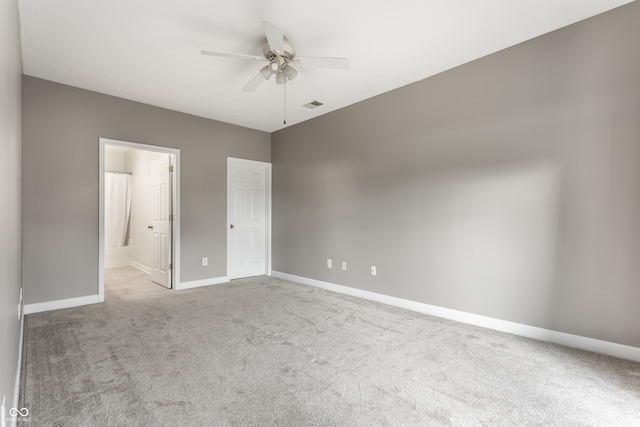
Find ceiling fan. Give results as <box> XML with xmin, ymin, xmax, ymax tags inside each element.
<box><xmin>201</xmin><ymin>22</ymin><xmax>350</xmax><ymax>94</ymax></box>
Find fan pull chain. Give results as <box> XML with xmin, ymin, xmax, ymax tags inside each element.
<box><xmin>283</xmin><ymin>82</ymin><xmax>287</xmax><ymax>125</ymax></box>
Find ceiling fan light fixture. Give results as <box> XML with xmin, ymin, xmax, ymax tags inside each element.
<box><xmin>276</xmin><ymin>72</ymin><xmax>287</xmax><ymax>85</ymax></box>
<box><xmin>269</xmin><ymin>61</ymin><xmax>280</xmax><ymax>72</ymax></box>
<box><xmin>259</xmin><ymin>65</ymin><xmax>272</xmax><ymax>80</ymax></box>
<box><xmin>283</xmin><ymin>65</ymin><xmax>298</xmax><ymax>81</ymax></box>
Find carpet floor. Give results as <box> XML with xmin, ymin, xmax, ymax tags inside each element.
<box><xmin>20</xmin><ymin>272</ymin><xmax>640</xmax><ymax>426</ymax></box>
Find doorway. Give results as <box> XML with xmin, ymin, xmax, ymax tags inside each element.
<box><xmin>99</xmin><ymin>138</ymin><xmax>180</xmax><ymax>301</ymax></box>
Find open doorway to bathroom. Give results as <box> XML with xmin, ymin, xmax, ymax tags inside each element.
<box><xmin>98</xmin><ymin>138</ymin><xmax>180</xmax><ymax>302</ymax></box>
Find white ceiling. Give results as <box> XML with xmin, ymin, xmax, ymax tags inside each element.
<box><xmin>18</xmin><ymin>0</ymin><xmax>634</xmax><ymax>133</ymax></box>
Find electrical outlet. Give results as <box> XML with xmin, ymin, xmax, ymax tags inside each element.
<box><xmin>342</xmin><ymin>261</ymin><xmax>347</xmax><ymax>271</ymax></box>
<box><xmin>371</xmin><ymin>266</ymin><xmax>377</xmax><ymax>276</ymax></box>
<box><xmin>202</xmin><ymin>257</ymin><xmax>208</xmax><ymax>266</ymax></box>
<box><xmin>327</xmin><ymin>259</ymin><xmax>332</xmax><ymax>269</ymax></box>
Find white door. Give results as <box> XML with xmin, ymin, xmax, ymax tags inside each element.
<box><xmin>151</xmin><ymin>155</ymin><xmax>172</xmax><ymax>288</ymax></box>
<box><xmin>227</xmin><ymin>158</ymin><xmax>269</xmax><ymax>279</ymax></box>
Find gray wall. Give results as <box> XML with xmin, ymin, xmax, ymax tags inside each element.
<box><xmin>272</xmin><ymin>3</ymin><xmax>640</xmax><ymax>347</ymax></box>
<box><xmin>1</xmin><ymin>0</ymin><xmax>23</xmax><ymax>412</ymax></box>
<box><xmin>23</xmin><ymin>76</ymin><xmax>270</xmax><ymax>304</ymax></box>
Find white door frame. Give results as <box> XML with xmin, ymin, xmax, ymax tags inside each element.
<box><xmin>99</xmin><ymin>138</ymin><xmax>181</xmax><ymax>301</ymax></box>
<box><xmin>227</xmin><ymin>157</ymin><xmax>272</xmax><ymax>279</ymax></box>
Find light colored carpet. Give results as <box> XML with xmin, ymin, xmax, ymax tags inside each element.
<box><xmin>20</xmin><ymin>270</ymin><xmax>640</xmax><ymax>426</ymax></box>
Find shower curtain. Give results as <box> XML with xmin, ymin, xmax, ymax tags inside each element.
<box><xmin>105</xmin><ymin>172</ymin><xmax>132</xmax><ymax>248</ymax></box>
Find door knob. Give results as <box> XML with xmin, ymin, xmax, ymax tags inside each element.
<box><xmin>230</xmin><ymin>224</ymin><xmax>235</xmax><ymax>229</ymax></box>
<box><xmin>148</xmin><ymin>225</ymin><xmax>153</xmax><ymax>229</ymax></box>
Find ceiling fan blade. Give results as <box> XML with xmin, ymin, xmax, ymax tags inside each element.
<box><xmin>201</xmin><ymin>50</ymin><xmax>264</xmax><ymax>61</ymax></box>
<box><xmin>263</xmin><ymin>21</ymin><xmax>285</xmax><ymax>54</ymax></box>
<box><xmin>295</xmin><ymin>69</ymin><xmax>322</xmax><ymax>98</ymax></box>
<box><xmin>294</xmin><ymin>56</ymin><xmax>351</xmax><ymax>70</ymax></box>
<box><xmin>242</xmin><ymin>73</ymin><xmax>267</xmax><ymax>92</ymax></box>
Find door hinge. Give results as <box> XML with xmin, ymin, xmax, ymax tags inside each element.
<box><xmin>169</xmin><ymin>214</ymin><xmax>173</xmax><ymax>221</ymax></box>
<box><xmin>169</xmin><ymin>165</ymin><xmax>174</xmax><ymax>172</ymax></box>
<box><xmin>169</xmin><ymin>263</ymin><xmax>172</xmax><ymax>270</ymax></box>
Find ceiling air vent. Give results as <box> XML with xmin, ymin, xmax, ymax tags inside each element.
<box><xmin>303</xmin><ymin>100</ymin><xmax>323</xmax><ymax>109</ymax></box>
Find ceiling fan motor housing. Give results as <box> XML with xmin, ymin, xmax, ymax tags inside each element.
<box><xmin>264</xmin><ymin>37</ymin><xmax>297</xmax><ymax>83</ymax></box>
<box><xmin>263</xmin><ymin>37</ymin><xmax>296</xmax><ymax>61</ymax></box>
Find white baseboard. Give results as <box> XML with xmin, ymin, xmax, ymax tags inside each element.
<box><xmin>272</xmin><ymin>271</ymin><xmax>640</xmax><ymax>363</ymax></box>
<box><xmin>23</xmin><ymin>294</ymin><xmax>101</xmax><ymax>315</ymax></box>
<box><xmin>176</xmin><ymin>276</ymin><xmax>229</xmax><ymax>291</ymax></box>
<box><xmin>130</xmin><ymin>261</ymin><xmax>151</xmax><ymax>275</ymax></box>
